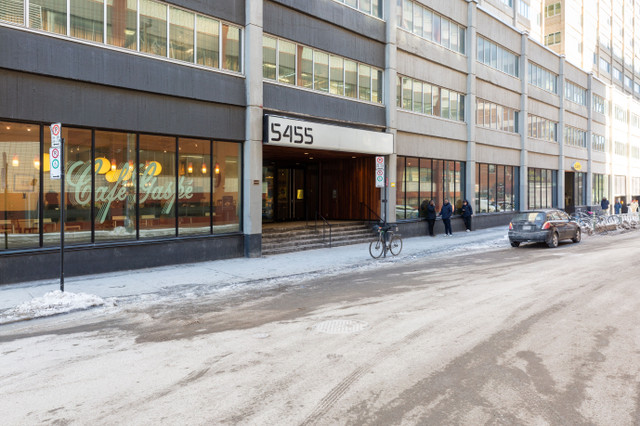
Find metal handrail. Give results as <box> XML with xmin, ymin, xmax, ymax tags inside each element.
<box><xmin>314</xmin><ymin>212</ymin><xmax>333</xmax><ymax>248</ymax></box>
<box><xmin>360</xmin><ymin>201</ymin><xmax>385</xmax><ymax>226</ymax></box>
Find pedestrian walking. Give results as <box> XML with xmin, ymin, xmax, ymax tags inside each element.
<box><xmin>600</xmin><ymin>197</ymin><xmax>609</xmax><ymax>215</ymax></box>
<box><xmin>425</xmin><ymin>199</ymin><xmax>437</xmax><ymax>237</ymax></box>
<box><xmin>615</xmin><ymin>199</ymin><xmax>622</xmax><ymax>214</ymax></box>
<box><xmin>621</xmin><ymin>200</ymin><xmax>629</xmax><ymax>214</ymax></box>
<box><xmin>461</xmin><ymin>200</ymin><xmax>473</xmax><ymax>232</ymax></box>
<box><xmin>440</xmin><ymin>199</ymin><xmax>453</xmax><ymax>236</ymax></box>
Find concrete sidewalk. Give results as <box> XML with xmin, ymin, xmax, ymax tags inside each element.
<box><xmin>0</xmin><ymin>226</ymin><xmax>509</xmax><ymax>312</ymax></box>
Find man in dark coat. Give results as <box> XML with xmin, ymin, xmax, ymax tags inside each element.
<box><xmin>440</xmin><ymin>199</ymin><xmax>453</xmax><ymax>236</ymax></box>
<box><xmin>600</xmin><ymin>197</ymin><xmax>609</xmax><ymax>215</ymax></box>
<box><xmin>461</xmin><ymin>200</ymin><xmax>473</xmax><ymax>232</ymax></box>
<box><xmin>425</xmin><ymin>199</ymin><xmax>437</xmax><ymax>237</ymax></box>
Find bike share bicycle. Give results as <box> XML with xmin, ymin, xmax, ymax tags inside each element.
<box><xmin>369</xmin><ymin>223</ymin><xmax>403</xmax><ymax>258</ymax></box>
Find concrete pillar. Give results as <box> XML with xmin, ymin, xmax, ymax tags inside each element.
<box><xmin>557</xmin><ymin>55</ymin><xmax>566</xmax><ymax>209</ymax></box>
<box><xmin>466</xmin><ymin>0</ymin><xmax>478</xmax><ymax>208</ymax></box>
<box><xmin>586</xmin><ymin>73</ymin><xmax>593</xmax><ymax>206</ymax></box>
<box><xmin>519</xmin><ymin>31</ymin><xmax>528</xmax><ymax>211</ymax></box>
<box><xmin>384</xmin><ymin>0</ymin><xmax>397</xmax><ymax>224</ymax></box>
<box><xmin>243</xmin><ymin>0</ymin><xmax>263</xmax><ymax>257</ymax></box>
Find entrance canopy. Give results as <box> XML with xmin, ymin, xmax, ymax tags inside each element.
<box><xmin>264</xmin><ymin>115</ymin><xmax>393</xmax><ymax>155</ymax></box>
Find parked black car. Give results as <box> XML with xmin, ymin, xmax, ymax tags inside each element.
<box><xmin>508</xmin><ymin>209</ymin><xmax>581</xmax><ymax>248</ymax></box>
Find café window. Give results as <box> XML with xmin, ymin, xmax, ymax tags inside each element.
<box><xmin>45</xmin><ymin>127</ymin><xmax>93</xmax><ymax>246</ymax></box>
<box><xmin>178</xmin><ymin>138</ymin><xmax>211</xmax><ymax>236</ymax></box>
<box><xmin>0</xmin><ymin>120</ymin><xmax>242</xmax><ymax>253</ymax></box>
<box><xmin>94</xmin><ymin>130</ymin><xmax>137</xmax><ymax>242</ymax></box>
<box><xmin>0</xmin><ymin>122</ymin><xmax>40</xmax><ymax>250</ymax></box>
<box><xmin>140</xmin><ymin>134</ymin><xmax>176</xmax><ymax>238</ymax></box>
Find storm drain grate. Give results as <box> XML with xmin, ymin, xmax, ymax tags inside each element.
<box><xmin>312</xmin><ymin>320</ymin><xmax>368</xmax><ymax>334</ymax></box>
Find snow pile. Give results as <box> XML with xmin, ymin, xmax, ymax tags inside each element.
<box><xmin>0</xmin><ymin>290</ymin><xmax>108</xmax><ymax>324</ymax></box>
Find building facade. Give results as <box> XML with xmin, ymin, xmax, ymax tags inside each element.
<box><xmin>1</xmin><ymin>0</ymin><xmax>639</xmax><ymax>283</ymax></box>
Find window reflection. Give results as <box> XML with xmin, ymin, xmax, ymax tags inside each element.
<box><xmin>71</xmin><ymin>0</ymin><xmax>104</xmax><ymax>42</ymax></box>
<box><xmin>94</xmin><ymin>131</ymin><xmax>137</xmax><ymax>241</ymax></box>
<box><xmin>179</xmin><ymin>139</ymin><xmax>210</xmax><ymax>235</ymax></box>
<box><xmin>213</xmin><ymin>141</ymin><xmax>240</xmax><ymax>233</ymax></box>
<box><xmin>140</xmin><ymin>0</ymin><xmax>167</xmax><ymax>57</ymax></box>
<box><xmin>396</xmin><ymin>156</ymin><xmax>466</xmax><ymax>220</ymax></box>
<box><xmin>45</xmin><ymin>127</ymin><xmax>92</xmax><ymax>246</ymax></box>
<box><xmin>0</xmin><ymin>122</ymin><xmax>40</xmax><ymax>250</ymax></box>
<box><xmin>0</xmin><ymin>121</ymin><xmax>242</xmax><ymax>251</ymax></box>
<box><xmin>107</xmin><ymin>0</ymin><xmax>137</xmax><ymax>49</ymax></box>
<box><xmin>140</xmin><ymin>135</ymin><xmax>176</xmax><ymax>238</ymax></box>
<box><xmin>30</xmin><ymin>0</ymin><xmax>67</xmax><ymax>34</ymax></box>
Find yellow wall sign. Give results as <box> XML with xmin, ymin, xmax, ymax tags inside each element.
<box><xmin>572</xmin><ymin>162</ymin><xmax>582</xmax><ymax>171</ymax></box>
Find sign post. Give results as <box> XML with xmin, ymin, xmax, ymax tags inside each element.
<box><xmin>50</xmin><ymin>123</ymin><xmax>64</xmax><ymax>292</ymax></box>
<box><xmin>375</xmin><ymin>156</ymin><xmax>387</xmax><ymax>222</ymax></box>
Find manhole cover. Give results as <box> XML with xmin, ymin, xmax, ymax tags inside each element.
<box><xmin>312</xmin><ymin>320</ymin><xmax>368</xmax><ymax>334</ymax></box>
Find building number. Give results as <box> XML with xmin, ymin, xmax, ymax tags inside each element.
<box><xmin>270</xmin><ymin>122</ymin><xmax>313</xmax><ymax>144</ymax></box>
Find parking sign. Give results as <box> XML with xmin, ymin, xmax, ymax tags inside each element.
<box><xmin>375</xmin><ymin>156</ymin><xmax>385</xmax><ymax>188</ymax></box>
<box><xmin>50</xmin><ymin>147</ymin><xmax>61</xmax><ymax>179</ymax></box>
<box><xmin>50</xmin><ymin>123</ymin><xmax>61</xmax><ymax>148</ymax></box>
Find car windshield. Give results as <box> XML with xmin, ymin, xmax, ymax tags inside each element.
<box><xmin>512</xmin><ymin>212</ymin><xmax>546</xmax><ymax>223</ymax></box>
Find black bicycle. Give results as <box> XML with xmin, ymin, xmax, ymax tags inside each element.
<box><xmin>369</xmin><ymin>224</ymin><xmax>403</xmax><ymax>258</ymax></box>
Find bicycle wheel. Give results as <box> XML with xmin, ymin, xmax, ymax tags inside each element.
<box><xmin>388</xmin><ymin>235</ymin><xmax>403</xmax><ymax>256</ymax></box>
<box><xmin>369</xmin><ymin>238</ymin><xmax>384</xmax><ymax>258</ymax></box>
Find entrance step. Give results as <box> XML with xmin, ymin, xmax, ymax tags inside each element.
<box><xmin>262</xmin><ymin>222</ymin><xmax>377</xmax><ymax>256</ymax></box>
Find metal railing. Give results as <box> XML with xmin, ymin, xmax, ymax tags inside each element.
<box><xmin>312</xmin><ymin>212</ymin><xmax>333</xmax><ymax>248</ymax></box>
<box><xmin>360</xmin><ymin>201</ymin><xmax>385</xmax><ymax>226</ymax></box>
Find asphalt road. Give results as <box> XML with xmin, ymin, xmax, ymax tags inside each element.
<box><xmin>2</xmin><ymin>231</ymin><xmax>640</xmax><ymax>425</ymax></box>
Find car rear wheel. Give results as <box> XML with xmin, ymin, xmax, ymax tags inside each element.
<box><xmin>510</xmin><ymin>241</ymin><xmax>520</xmax><ymax>247</ymax></box>
<box><xmin>572</xmin><ymin>228</ymin><xmax>581</xmax><ymax>243</ymax></box>
<box><xmin>547</xmin><ymin>232</ymin><xmax>559</xmax><ymax>248</ymax></box>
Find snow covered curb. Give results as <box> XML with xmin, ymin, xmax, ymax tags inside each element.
<box><xmin>0</xmin><ymin>291</ymin><xmax>111</xmax><ymax>324</ymax></box>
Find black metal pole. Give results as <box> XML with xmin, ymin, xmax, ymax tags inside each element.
<box><xmin>60</xmin><ymin>138</ymin><xmax>65</xmax><ymax>292</ymax></box>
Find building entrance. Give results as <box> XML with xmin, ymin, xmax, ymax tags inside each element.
<box><xmin>262</xmin><ymin>145</ymin><xmax>379</xmax><ymax>223</ymax></box>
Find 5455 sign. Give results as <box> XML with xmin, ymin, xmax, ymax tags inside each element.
<box><xmin>267</xmin><ymin>119</ymin><xmax>313</xmax><ymax>145</ymax></box>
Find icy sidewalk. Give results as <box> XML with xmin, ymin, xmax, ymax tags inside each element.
<box><xmin>0</xmin><ymin>226</ymin><xmax>509</xmax><ymax>323</ymax></box>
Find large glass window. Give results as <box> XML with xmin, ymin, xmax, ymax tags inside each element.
<box><xmin>330</xmin><ymin>56</ymin><xmax>344</xmax><ymax>96</ymax></box>
<box><xmin>196</xmin><ymin>15</ymin><xmax>220</xmax><ymax>68</ymax></box>
<box><xmin>94</xmin><ymin>130</ymin><xmax>137</xmax><ymax>242</ymax></box>
<box><xmin>314</xmin><ymin>51</ymin><xmax>329</xmax><ymax>92</ymax></box>
<box><xmin>0</xmin><ymin>121</ymin><xmax>242</xmax><ymax>252</ymax></box>
<box><xmin>169</xmin><ymin>7</ymin><xmax>194</xmax><ymax>62</ymax></box>
<box><xmin>213</xmin><ymin>141</ymin><xmax>240</xmax><ymax>233</ymax></box>
<box><xmin>140</xmin><ymin>0</ymin><xmax>167</xmax><ymax>57</ymax></box>
<box><xmin>1</xmin><ymin>0</ymin><xmax>24</xmax><ymax>24</ymax></box>
<box><xmin>527</xmin><ymin>167</ymin><xmax>557</xmax><ymax>209</ymax></box>
<box><xmin>476</xmin><ymin>163</ymin><xmax>519</xmax><ymax>213</ymax></box>
<box><xmin>0</xmin><ymin>122</ymin><xmax>40</xmax><ymax>250</ymax></box>
<box><xmin>51</xmin><ymin>127</ymin><xmax>92</xmax><ymax>246</ymax></box>
<box><xmin>396</xmin><ymin>156</ymin><xmax>465</xmax><ymax>219</ymax></box>
<box><xmin>107</xmin><ymin>0</ymin><xmax>137</xmax><ymax>50</ymax></box>
<box><xmin>221</xmin><ymin>24</ymin><xmax>240</xmax><ymax>72</ymax></box>
<box><xmin>71</xmin><ymin>0</ymin><xmax>104</xmax><ymax>42</ymax></box>
<box><xmin>178</xmin><ymin>138</ymin><xmax>210</xmax><ymax>235</ymax></box>
<box><xmin>344</xmin><ymin>60</ymin><xmax>358</xmax><ymax>98</ymax></box>
<box><xmin>298</xmin><ymin>46</ymin><xmax>314</xmax><ymax>89</ymax></box>
<box><xmin>139</xmin><ymin>135</ymin><xmax>176</xmax><ymax>238</ymax></box>
<box><xmin>278</xmin><ymin>40</ymin><xmax>296</xmax><ymax>85</ymax></box>
<box><xmin>358</xmin><ymin>64</ymin><xmax>371</xmax><ymax>101</ymax></box>
<box><xmin>262</xmin><ymin>36</ymin><xmax>277</xmax><ymax>80</ymax></box>
<box><xmin>30</xmin><ymin>0</ymin><xmax>67</xmax><ymax>34</ymax></box>
<box><xmin>477</xmin><ymin>36</ymin><xmax>519</xmax><ymax>77</ymax></box>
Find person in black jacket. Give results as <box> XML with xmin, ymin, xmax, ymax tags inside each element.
<box><xmin>600</xmin><ymin>197</ymin><xmax>609</xmax><ymax>215</ymax></box>
<box><xmin>425</xmin><ymin>199</ymin><xmax>437</xmax><ymax>237</ymax></box>
<box><xmin>461</xmin><ymin>200</ymin><xmax>473</xmax><ymax>232</ymax></box>
<box><xmin>440</xmin><ymin>199</ymin><xmax>453</xmax><ymax>236</ymax></box>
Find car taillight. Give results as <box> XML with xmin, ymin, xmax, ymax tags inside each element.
<box><xmin>541</xmin><ymin>222</ymin><xmax>551</xmax><ymax>229</ymax></box>
<box><xmin>509</xmin><ymin>222</ymin><xmax>513</xmax><ymax>230</ymax></box>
